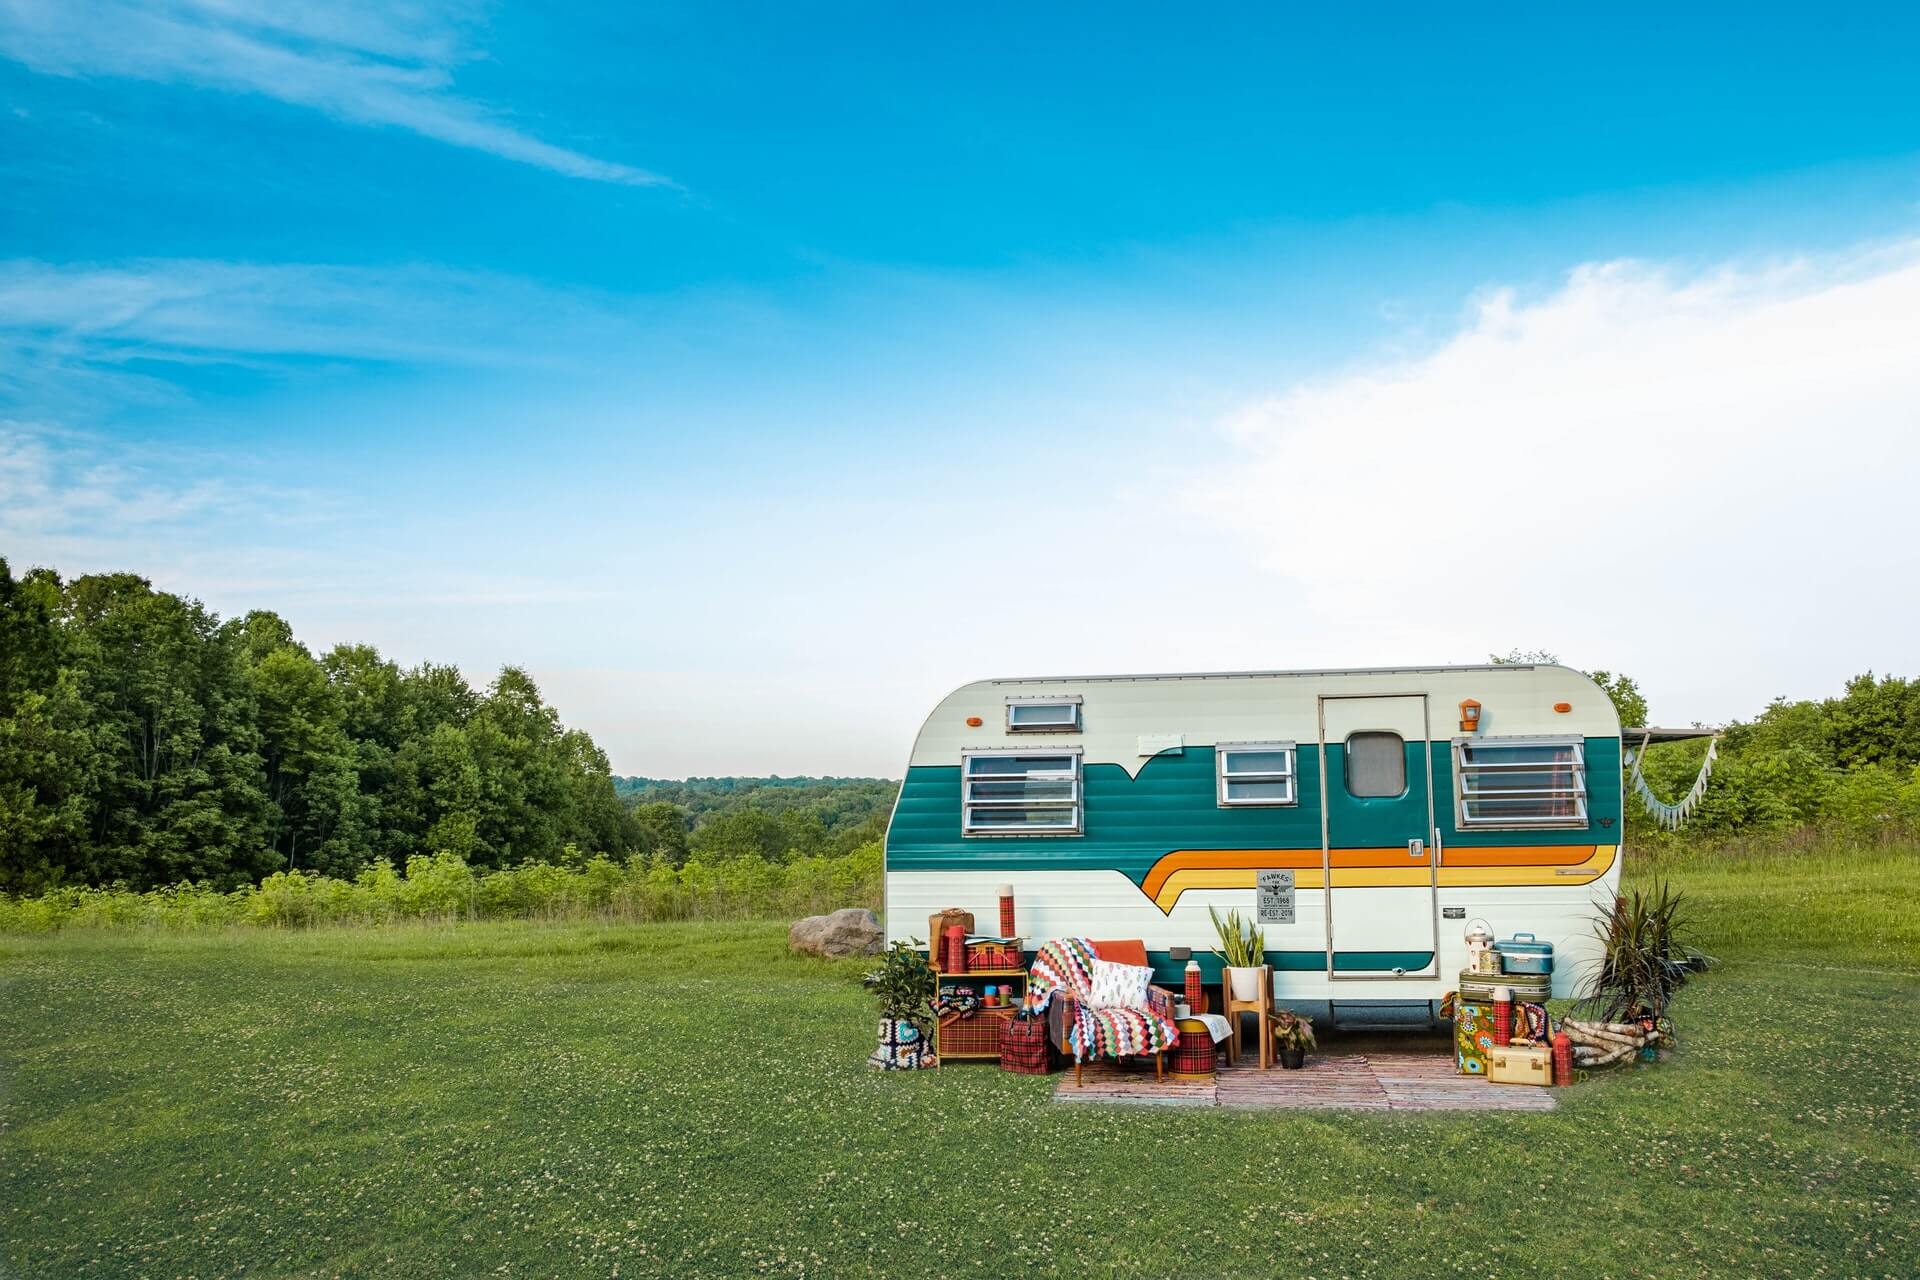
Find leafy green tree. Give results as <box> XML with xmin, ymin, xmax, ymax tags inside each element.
<box><xmin>1825</xmin><ymin>673</ymin><xmax>1920</xmax><ymax>770</ymax></box>
<box><xmin>57</xmin><ymin>573</ymin><xmax>273</xmax><ymax>886</ymax></box>
<box><xmin>631</xmin><ymin>800</ymin><xmax>690</xmax><ymax>863</ymax></box>
<box><xmin>247</xmin><ymin>645</ymin><xmax>364</xmax><ymax>874</ymax></box>
<box><xmin>0</xmin><ymin>560</ymin><xmax>94</xmax><ymax>891</ymax></box>
<box><xmin>1491</xmin><ymin>649</ymin><xmax>1648</xmax><ymax>730</ymax></box>
<box><xmin>1585</xmin><ymin>670</ymin><xmax>1648</xmax><ymax>732</ymax></box>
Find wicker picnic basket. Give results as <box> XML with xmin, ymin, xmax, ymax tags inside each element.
<box><xmin>965</xmin><ymin>939</ymin><xmax>1023</xmax><ymax>970</ymax></box>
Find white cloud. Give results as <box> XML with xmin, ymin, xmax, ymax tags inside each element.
<box><xmin>0</xmin><ymin>421</ymin><xmax>358</xmax><ymax>592</ymax></box>
<box><xmin>1190</xmin><ymin>240</ymin><xmax>1920</xmax><ymax>724</ymax></box>
<box><xmin>0</xmin><ymin>0</ymin><xmax>669</xmax><ymax>186</ymax></box>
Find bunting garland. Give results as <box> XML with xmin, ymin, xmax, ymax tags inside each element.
<box><xmin>1626</xmin><ymin>732</ymin><xmax>1718</xmax><ymax>829</ymax></box>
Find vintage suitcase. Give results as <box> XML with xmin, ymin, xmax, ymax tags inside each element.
<box><xmin>1496</xmin><ymin>932</ymin><xmax>1555</xmax><ymax>975</ymax></box>
<box><xmin>1452</xmin><ymin>997</ymin><xmax>1494</xmax><ymax>1075</ymax></box>
<box><xmin>1488</xmin><ymin>1044</ymin><xmax>1554</xmax><ymax>1086</ymax></box>
<box><xmin>1458</xmin><ymin>968</ymin><xmax>1551</xmax><ymax>1005</ymax></box>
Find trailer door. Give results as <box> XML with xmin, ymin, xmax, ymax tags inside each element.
<box><xmin>1318</xmin><ymin>694</ymin><xmax>1439</xmax><ymax>980</ymax></box>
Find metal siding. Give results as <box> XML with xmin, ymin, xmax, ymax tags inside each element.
<box><xmin>884</xmin><ymin>665</ymin><xmax>1625</xmax><ymax>1003</ymax></box>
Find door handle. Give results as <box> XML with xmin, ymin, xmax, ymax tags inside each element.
<box><xmin>1408</xmin><ymin>838</ymin><xmax>1424</xmax><ymax>859</ymax></box>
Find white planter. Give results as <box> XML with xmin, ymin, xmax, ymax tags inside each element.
<box><xmin>1227</xmin><ymin>966</ymin><xmax>1264</xmax><ymax>1002</ymax></box>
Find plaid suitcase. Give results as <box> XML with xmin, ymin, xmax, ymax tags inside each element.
<box><xmin>999</xmin><ymin>1015</ymin><xmax>1054</xmax><ymax>1074</ymax></box>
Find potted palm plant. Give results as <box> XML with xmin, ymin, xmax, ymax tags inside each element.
<box><xmin>1270</xmin><ymin>1009</ymin><xmax>1316</xmax><ymax>1069</ymax></box>
<box><xmin>1209</xmin><ymin>906</ymin><xmax>1266</xmax><ymax>1002</ymax></box>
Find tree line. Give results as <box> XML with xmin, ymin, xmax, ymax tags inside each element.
<box><xmin>1636</xmin><ymin>671</ymin><xmax>1920</xmax><ymax>836</ymax></box>
<box><xmin>0</xmin><ymin>558</ymin><xmax>645</xmax><ymax>893</ymax></box>
<box><xmin>616</xmin><ymin>776</ymin><xmax>895</xmax><ymax>866</ymax></box>
<box><xmin>4</xmin><ymin>555</ymin><xmax>1908</xmax><ymax>900</ymax></box>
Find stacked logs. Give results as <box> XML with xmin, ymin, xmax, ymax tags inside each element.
<box><xmin>1561</xmin><ymin>1018</ymin><xmax>1662</xmax><ymax>1067</ymax></box>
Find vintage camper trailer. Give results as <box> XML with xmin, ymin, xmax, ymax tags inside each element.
<box><xmin>883</xmin><ymin>664</ymin><xmax>1622</xmax><ymax>1026</ymax></box>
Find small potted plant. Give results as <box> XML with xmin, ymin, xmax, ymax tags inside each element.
<box><xmin>862</xmin><ymin>940</ymin><xmax>938</xmax><ymax>1069</ymax></box>
<box><xmin>1209</xmin><ymin>905</ymin><xmax>1266</xmax><ymax>1002</ymax></box>
<box><xmin>1270</xmin><ymin>1009</ymin><xmax>1316</xmax><ymax>1069</ymax></box>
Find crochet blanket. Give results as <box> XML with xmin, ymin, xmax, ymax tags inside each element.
<box><xmin>1028</xmin><ymin>937</ymin><xmax>1178</xmax><ymax>1063</ymax></box>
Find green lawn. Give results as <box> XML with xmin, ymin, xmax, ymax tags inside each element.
<box><xmin>3</xmin><ymin>852</ymin><xmax>1917</xmax><ymax>1279</ymax></box>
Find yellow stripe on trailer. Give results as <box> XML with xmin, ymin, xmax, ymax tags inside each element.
<box><xmin>1146</xmin><ymin>845</ymin><xmax>1618</xmax><ymax>913</ymax></box>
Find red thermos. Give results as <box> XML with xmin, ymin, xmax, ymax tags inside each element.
<box><xmin>944</xmin><ymin>925</ymin><xmax>968</xmax><ymax>974</ymax></box>
<box><xmin>997</xmin><ymin>884</ymin><xmax>1016</xmax><ymax>937</ymax></box>
<box><xmin>1553</xmin><ymin>1030</ymin><xmax>1573</xmax><ymax>1086</ymax></box>
<box><xmin>1184</xmin><ymin>960</ymin><xmax>1203</xmax><ymax>1011</ymax></box>
<box><xmin>1492</xmin><ymin>986</ymin><xmax>1512</xmax><ymax>1047</ymax></box>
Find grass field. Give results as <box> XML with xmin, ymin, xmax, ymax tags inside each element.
<box><xmin>3</xmin><ymin>849</ymin><xmax>1917</xmax><ymax>1279</ymax></box>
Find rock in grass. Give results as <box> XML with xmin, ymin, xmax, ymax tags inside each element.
<box><xmin>789</xmin><ymin>908</ymin><xmax>884</xmax><ymax>957</ymax></box>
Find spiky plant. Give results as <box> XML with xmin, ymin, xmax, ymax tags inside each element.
<box><xmin>1580</xmin><ymin>880</ymin><xmax>1715</xmax><ymax>1027</ymax></box>
<box><xmin>1208</xmin><ymin>905</ymin><xmax>1266</xmax><ymax>968</ymax></box>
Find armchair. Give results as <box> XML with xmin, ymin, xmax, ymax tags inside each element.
<box><xmin>1033</xmin><ymin>938</ymin><xmax>1182</xmax><ymax>1086</ymax></box>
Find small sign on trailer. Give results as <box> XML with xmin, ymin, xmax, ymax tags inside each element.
<box><xmin>1257</xmin><ymin>869</ymin><xmax>1296</xmax><ymax>924</ymax></box>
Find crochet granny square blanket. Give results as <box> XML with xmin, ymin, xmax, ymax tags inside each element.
<box><xmin>1028</xmin><ymin>937</ymin><xmax>1178</xmax><ymax>1062</ymax></box>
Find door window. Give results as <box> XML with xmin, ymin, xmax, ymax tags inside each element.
<box><xmin>1344</xmin><ymin>732</ymin><xmax>1406</xmax><ymax>798</ymax></box>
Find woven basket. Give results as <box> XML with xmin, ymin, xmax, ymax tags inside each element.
<box><xmin>965</xmin><ymin>941</ymin><xmax>1023</xmax><ymax>970</ymax></box>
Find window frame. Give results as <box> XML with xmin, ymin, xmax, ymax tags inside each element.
<box><xmin>1343</xmin><ymin>731</ymin><xmax>1409</xmax><ymax>799</ymax></box>
<box><xmin>1004</xmin><ymin>695</ymin><xmax>1083</xmax><ymax>734</ymax></box>
<box><xmin>961</xmin><ymin>748</ymin><xmax>1084</xmax><ymax>836</ymax></box>
<box><xmin>1453</xmin><ymin>734</ymin><xmax>1589</xmax><ymax>830</ymax></box>
<box><xmin>1215</xmin><ymin>741</ymin><xmax>1298</xmax><ymax>808</ymax></box>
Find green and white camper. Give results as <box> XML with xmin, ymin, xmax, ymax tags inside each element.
<box><xmin>883</xmin><ymin>663</ymin><xmax>1624</xmax><ymax>1025</ymax></box>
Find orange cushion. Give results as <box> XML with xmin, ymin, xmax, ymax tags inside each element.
<box><xmin>1090</xmin><ymin>939</ymin><xmax>1149</xmax><ymax>967</ymax></box>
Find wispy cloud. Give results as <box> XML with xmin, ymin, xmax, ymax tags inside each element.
<box><xmin>0</xmin><ymin>258</ymin><xmax>629</xmax><ymax>363</ymax></box>
<box><xmin>0</xmin><ymin>257</ymin><xmax>694</xmax><ymax>420</ymax></box>
<box><xmin>0</xmin><ymin>0</ymin><xmax>670</xmax><ymax>186</ymax></box>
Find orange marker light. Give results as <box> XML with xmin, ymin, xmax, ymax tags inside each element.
<box><xmin>1553</xmin><ymin>702</ymin><xmax>1572</xmax><ymax>714</ymax></box>
<box><xmin>965</xmin><ymin>716</ymin><xmax>983</xmax><ymax>727</ymax></box>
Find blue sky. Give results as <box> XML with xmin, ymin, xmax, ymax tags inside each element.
<box><xmin>4</xmin><ymin>3</ymin><xmax>1919</xmax><ymax>775</ymax></box>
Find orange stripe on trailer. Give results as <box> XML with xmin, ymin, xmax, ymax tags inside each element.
<box><xmin>1143</xmin><ymin>845</ymin><xmax>1617</xmax><ymax>914</ymax></box>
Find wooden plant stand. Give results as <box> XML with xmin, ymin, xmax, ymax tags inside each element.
<box><xmin>1220</xmin><ymin>966</ymin><xmax>1272</xmax><ymax>1069</ymax></box>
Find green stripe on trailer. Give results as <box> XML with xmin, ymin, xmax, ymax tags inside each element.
<box><xmin>1146</xmin><ymin>951</ymin><xmax>1438</xmax><ymax>985</ymax></box>
<box><xmin>886</xmin><ymin>737</ymin><xmax>1620</xmax><ymax>880</ymax></box>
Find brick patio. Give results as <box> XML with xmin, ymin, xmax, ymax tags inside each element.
<box><xmin>1051</xmin><ymin>1044</ymin><xmax>1556</xmax><ymax>1112</ymax></box>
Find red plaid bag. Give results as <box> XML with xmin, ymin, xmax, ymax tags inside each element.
<box><xmin>998</xmin><ymin>1015</ymin><xmax>1054</xmax><ymax>1074</ymax></box>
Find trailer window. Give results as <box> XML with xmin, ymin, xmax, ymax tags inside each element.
<box><xmin>1455</xmin><ymin>738</ymin><xmax>1587</xmax><ymax>828</ymax></box>
<box><xmin>1005</xmin><ymin>697</ymin><xmax>1082</xmax><ymax>733</ymax></box>
<box><xmin>1344</xmin><ymin>732</ymin><xmax>1407</xmax><ymax>798</ymax></box>
<box><xmin>1216</xmin><ymin>743</ymin><xmax>1297</xmax><ymax>806</ymax></box>
<box><xmin>962</xmin><ymin>751</ymin><xmax>1082</xmax><ymax>834</ymax></box>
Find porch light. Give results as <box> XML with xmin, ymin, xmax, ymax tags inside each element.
<box><xmin>1459</xmin><ymin>699</ymin><xmax>1482</xmax><ymax>733</ymax></box>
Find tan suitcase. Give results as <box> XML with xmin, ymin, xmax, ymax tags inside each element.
<box><xmin>1487</xmin><ymin>1044</ymin><xmax>1553</xmax><ymax>1087</ymax></box>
